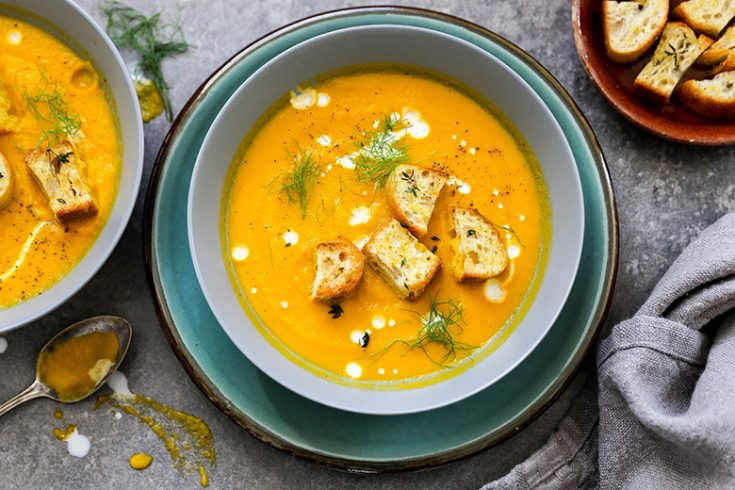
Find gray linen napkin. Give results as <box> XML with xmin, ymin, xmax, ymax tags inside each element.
<box><xmin>483</xmin><ymin>213</ymin><xmax>735</xmax><ymax>489</ymax></box>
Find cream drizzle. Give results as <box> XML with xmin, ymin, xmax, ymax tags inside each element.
<box><xmin>0</xmin><ymin>221</ymin><xmax>53</xmax><ymax>281</ymax></box>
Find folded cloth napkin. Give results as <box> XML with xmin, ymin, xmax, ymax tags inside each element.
<box><xmin>483</xmin><ymin>213</ymin><xmax>735</xmax><ymax>490</ymax></box>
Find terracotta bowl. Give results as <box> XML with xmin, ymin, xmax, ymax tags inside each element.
<box><xmin>572</xmin><ymin>0</ymin><xmax>735</xmax><ymax>145</ymax></box>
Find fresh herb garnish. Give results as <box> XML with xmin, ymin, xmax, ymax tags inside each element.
<box><xmin>354</xmin><ymin>114</ymin><xmax>410</xmax><ymax>186</ymax></box>
<box><xmin>278</xmin><ymin>147</ymin><xmax>321</xmax><ymax>218</ymax></box>
<box><xmin>101</xmin><ymin>1</ymin><xmax>190</xmax><ymax>121</ymax></box>
<box><xmin>371</xmin><ymin>296</ymin><xmax>475</xmax><ymax>367</ymax></box>
<box><xmin>25</xmin><ymin>78</ymin><xmax>81</xmax><ymax>148</ymax></box>
<box><xmin>328</xmin><ymin>304</ymin><xmax>343</xmax><ymax>319</ymax></box>
<box><xmin>431</xmin><ymin>236</ymin><xmax>441</xmax><ymax>242</ymax></box>
<box><xmin>664</xmin><ymin>38</ymin><xmax>689</xmax><ymax>71</ymax></box>
<box><xmin>400</xmin><ymin>169</ymin><xmax>419</xmax><ymax>197</ymax></box>
<box><xmin>400</xmin><ymin>257</ymin><xmax>407</xmax><ymax>267</ymax></box>
<box><xmin>56</xmin><ymin>152</ymin><xmax>73</xmax><ymax>164</ymax></box>
<box><xmin>57</xmin><ymin>198</ymin><xmax>66</xmax><ymax>204</ymax></box>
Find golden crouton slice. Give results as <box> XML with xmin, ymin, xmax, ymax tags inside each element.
<box><xmin>0</xmin><ymin>151</ymin><xmax>12</xmax><ymax>210</ymax></box>
<box><xmin>673</xmin><ymin>0</ymin><xmax>735</xmax><ymax>38</ymax></box>
<box><xmin>386</xmin><ymin>164</ymin><xmax>447</xmax><ymax>238</ymax></box>
<box><xmin>311</xmin><ymin>239</ymin><xmax>365</xmax><ymax>302</ymax></box>
<box><xmin>0</xmin><ymin>80</ymin><xmax>17</xmax><ymax>133</ymax></box>
<box><xmin>363</xmin><ymin>219</ymin><xmax>441</xmax><ymax>301</ymax></box>
<box><xmin>603</xmin><ymin>0</ymin><xmax>669</xmax><ymax>64</ymax></box>
<box><xmin>451</xmin><ymin>207</ymin><xmax>509</xmax><ymax>282</ymax></box>
<box><xmin>25</xmin><ymin>141</ymin><xmax>98</xmax><ymax>222</ymax></box>
<box><xmin>678</xmin><ymin>71</ymin><xmax>735</xmax><ymax>119</ymax></box>
<box><xmin>634</xmin><ymin>22</ymin><xmax>712</xmax><ymax>104</ymax></box>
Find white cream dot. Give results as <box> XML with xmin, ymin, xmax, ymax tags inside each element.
<box><xmin>508</xmin><ymin>245</ymin><xmax>521</xmax><ymax>259</ymax></box>
<box><xmin>250</xmin><ymin>287</ymin><xmax>257</xmax><ymax>294</ymax></box>
<box><xmin>345</xmin><ymin>362</ymin><xmax>363</xmax><ymax>379</ymax></box>
<box><xmin>469</xmin><ymin>147</ymin><xmax>477</xmax><ymax>155</ymax></box>
<box><xmin>232</xmin><ymin>245</ymin><xmax>249</xmax><ymax>261</ymax></box>
<box><xmin>317</xmin><ymin>134</ymin><xmax>331</xmax><ymax>147</ymax></box>
<box><xmin>114</xmin><ymin>412</ymin><xmax>122</xmax><ymax>420</ymax></box>
<box><xmin>349</xmin><ymin>206</ymin><xmax>372</xmax><ymax>226</ymax></box>
<box><xmin>316</xmin><ymin>92</ymin><xmax>331</xmax><ymax>107</ymax></box>
<box><xmin>520</xmin><ymin>215</ymin><xmax>526</xmax><ymax>222</ymax></box>
<box><xmin>350</xmin><ymin>330</ymin><xmax>363</xmax><ymax>344</ymax></box>
<box><xmin>388</xmin><ymin>319</ymin><xmax>396</xmax><ymax>327</ymax></box>
<box><xmin>336</xmin><ymin>155</ymin><xmax>356</xmax><ymax>169</ymax></box>
<box><xmin>378</xmin><ymin>368</ymin><xmax>385</xmax><ymax>375</ymax></box>
<box><xmin>460</xmin><ymin>139</ymin><xmax>467</xmax><ymax>147</ymax></box>
<box><xmin>290</xmin><ymin>88</ymin><xmax>317</xmax><ymax>110</ymax></box>
<box><xmin>283</xmin><ymin>230</ymin><xmax>299</xmax><ymax>246</ymax></box>
<box><xmin>492</xmin><ymin>189</ymin><xmax>500</xmax><ymax>196</ymax></box>
<box><xmin>280</xmin><ymin>301</ymin><xmax>289</xmax><ymax>309</ymax></box>
<box><xmin>371</xmin><ymin>316</ymin><xmax>386</xmax><ymax>330</ymax></box>
<box><xmin>484</xmin><ymin>278</ymin><xmax>506</xmax><ymax>303</ymax></box>
<box><xmin>392</xmin><ymin>369</ymin><xmax>399</xmax><ymax>375</ymax></box>
<box><xmin>498</xmin><ymin>203</ymin><xmax>504</xmax><ymax>209</ymax></box>
<box><xmin>451</xmin><ymin>134</ymin><xmax>457</xmax><ymax>140</ymax></box>
<box><xmin>7</xmin><ymin>30</ymin><xmax>21</xmax><ymax>45</ymax></box>
<box><xmin>65</xmin><ymin>428</ymin><xmax>91</xmax><ymax>458</ymax></box>
<box><xmin>373</xmin><ymin>119</ymin><xmax>380</xmax><ymax>129</ymax></box>
<box><xmin>0</xmin><ymin>337</ymin><xmax>7</xmax><ymax>354</ymax></box>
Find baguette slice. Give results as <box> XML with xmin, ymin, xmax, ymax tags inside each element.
<box><xmin>0</xmin><ymin>80</ymin><xmax>17</xmax><ymax>133</ymax></box>
<box><xmin>311</xmin><ymin>239</ymin><xmax>365</xmax><ymax>302</ymax></box>
<box><xmin>678</xmin><ymin>71</ymin><xmax>735</xmax><ymax>119</ymax></box>
<box><xmin>386</xmin><ymin>164</ymin><xmax>447</xmax><ymax>237</ymax></box>
<box><xmin>25</xmin><ymin>141</ymin><xmax>98</xmax><ymax>222</ymax></box>
<box><xmin>673</xmin><ymin>0</ymin><xmax>735</xmax><ymax>38</ymax></box>
<box><xmin>363</xmin><ymin>219</ymin><xmax>441</xmax><ymax>301</ymax></box>
<box><xmin>451</xmin><ymin>207</ymin><xmax>508</xmax><ymax>282</ymax></box>
<box><xmin>0</xmin><ymin>151</ymin><xmax>12</xmax><ymax>210</ymax></box>
<box><xmin>634</xmin><ymin>22</ymin><xmax>712</xmax><ymax>104</ymax></box>
<box><xmin>603</xmin><ymin>0</ymin><xmax>669</xmax><ymax>63</ymax></box>
<box><xmin>698</xmin><ymin>26</ymin><xmax>735</xmax><ymax>66</ymax></box>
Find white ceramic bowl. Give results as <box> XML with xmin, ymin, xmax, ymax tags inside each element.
<box><xmin>188</xmin><ymin>25</ymin><xmax>584</xmax><ymax>414</ymax></box>
<box><xmin>0</xmin><ymin>0</ymin><xmax>144</xmax><ymax>332</ymax></box>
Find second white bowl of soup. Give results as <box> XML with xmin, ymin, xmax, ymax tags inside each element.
<box><xmin>188</xmin><ymin>25</ymin><xmax>584</xmax><ymax>414</ymax></box>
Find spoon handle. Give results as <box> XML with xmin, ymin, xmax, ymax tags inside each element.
<box><xmin>0</xmin><ymin>381</ymin><xmax>46</xmax><ymax>417</ymax></box>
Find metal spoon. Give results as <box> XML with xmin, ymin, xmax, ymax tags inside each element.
<box><xmin>0</xmin><ymin>316</ymin><xmax>132</xmax><ymax>417</ymax></box>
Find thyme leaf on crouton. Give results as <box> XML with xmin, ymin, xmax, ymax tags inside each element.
<box><xmin>25</xmin><ymin>78</ymin><xmax>81</xmax><ymax>148</ymax></box>
<box><xmin>354</xmin><ymin>114</ymin><xmax>410</xmax><ymax>186</ymax></box>
<box><xmin>278</xmin><ymin>147</ymin><xmax>321</xmax><ymax>218</ymax></box>
<box><xmin>101</xmin><ymin>1</ymin><xmax>190</xmax><ymax>121</ymax></box>
<box><xmin>368</xmin><ymin>296</ymin><xmax>476</xmax><ymax>367</ymax></box>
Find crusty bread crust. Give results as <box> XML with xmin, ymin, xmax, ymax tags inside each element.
<box><xmin>386</xmin><ymin>164</ymin><xmax>447</xmax><ymax>238</ymax></box>
<box><xmin>678</xmin><ymin>71</ymin><xmax>735</xmax><ymax>119</ymax></box>
<box><xmin>25</xmin><ymin>141</ymin><xmax>98</xmax><ymax>222</ymax></box>
<box><xmin>634</xmin><ymin>22</ymin><xmax>711</xmax><ymax>104</ymax></box>
<box><xmin>311</xmin><ymin>239</ymin><xmax>365</xmax><ymax>301</ymax></box>
<box><xmin>672</xmin><ymin>0</ymin><xmax>735</xmax><ymax>38</ymax></box>
<box><xmin>0</xmin><ymin>80</ymin><xmax>17</xmax><ymax>134</ymax></box>
<box><xmin>451</xmin><ymin>207</ymin><xmax>509</xmax><ymax>282</ymax></box>
<box><xmin>0</xmin><ymin>151</ymin><xmax>12</xmax><ymax>210</ymax></box>
<box><xmin>363</xmin><ymin>219</ymin><xmax>441</xmax><ymax>301</ymax></box>
<box><xmin>603</xmin><ymin>0</ymin><xmax>669</xmax><ymax>64</ymax></box>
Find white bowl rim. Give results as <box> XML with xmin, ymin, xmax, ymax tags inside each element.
<box><xmin>188</xmin><ymin>24</ymin><xmax>584</xmax><ymax>415</ymax></box>
<box><xmin>0</xmin><ymin>0</ymin><xmax>144</xmax><ymax>332</ymax></box>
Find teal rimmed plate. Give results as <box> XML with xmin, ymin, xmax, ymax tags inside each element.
<box><xmin>144</xmin><ymin>6</ymin><xmax>617</xmax><ymax>472</ymax></box>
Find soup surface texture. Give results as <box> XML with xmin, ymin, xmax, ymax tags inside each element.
<box><xmin>224</xmin><ymin>66</ymin><xmax>550</xmax><ymax>386</ymax></box>
<box><xmin>0</xmin><ymin>15</ymin><xmax>121</xmax><ymax>308</ymax></box>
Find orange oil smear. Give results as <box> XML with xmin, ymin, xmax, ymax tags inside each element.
<box><xmin>37</xmin><ymin>331</ymin><xmax>118</xmax><ymax>401</ymax></box>
<box><xmin>129</xmin><ymin>452</ymin><xmax>153</xmax><ymax>470</ymax></box>
<box><xmin>53</xmin><ymin>409</ymin><xmax>64</xmax><ymax>420</ymax></box>
<box><xmin>53</xmin><ymin>423</ymin><xmax>76</xmax><ymax>441</ymax></box>
<box><xmin>97</xmin><ymin>393</ymin><xmax>215</xmax><ymax>487</ymax></box>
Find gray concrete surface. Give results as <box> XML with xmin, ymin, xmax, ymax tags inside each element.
<box><xmin>0</xmin><ymin>0</ymin><xmax>732</xmax><ymax>488</ymax></box>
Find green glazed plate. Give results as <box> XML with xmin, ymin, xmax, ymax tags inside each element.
<box><xmin>144</xmin><ymin>6</ymin><xmax>617</xmax><ymax>472</ymax></box>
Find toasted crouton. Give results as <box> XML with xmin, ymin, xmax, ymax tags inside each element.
<box><xmin>678</xmin><ymin>71</ymin><xmax>735</xmax><ymax>119</ymax></box>
<box><xmin>311</xmin><ymin>239</ymin><xmax>365</xmax><ymax>301</ymax></box>
<box><xmin>25</xmin><ymin>141</ymin><xmax>98</xmax><ymax>222</ymax></box>
<box><xmin>634</xmin><ymin>22</ymin><xmax>712</xmax><ymax>104</ymax></box>
<box><xmin>0</xmin><ymin>80</ymin><xmax>17</xmax><ymax>133</ymax></box>
<box><xmin>698</xmin><ymin>26</ymin><xmax>735</xmax><ymax>66</ymax></box>
<box><xmin>386</xmin><ymin>164</ymin><xmax>447</xmax><ymax>238</ymax></box>
<box><xmin>0</xmin><ymin>151</ymin><xmax>12</xmax><ymax>210</ymax></box>
<box><xmin>603</xmin><ymin>0</ymin><xmax>669</xmax><ymax>63</ymax></box>
<box><xmin>673</xmin><ymin>0</ymin><xmax>735</xmax><ymax>38</ymax></box>
<box><xmin>451</xmin><ymin>207</ymin><xmax>508</xmax><ymax>282</ymax></box>
<box><xmin>363</xmin><ymin>219</ymin><xmax>441</xmax><ymax>301</ymax></box>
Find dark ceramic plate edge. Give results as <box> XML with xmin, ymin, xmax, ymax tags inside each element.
<box><xmin>143</xmin><ymin>6</ymin><xmax>618</xmax><ymax>473</ymax></box>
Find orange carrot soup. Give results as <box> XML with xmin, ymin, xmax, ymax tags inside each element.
<box><xmin>0</xmin><ymin>15</ymin><xmax>121</xmax><ymax>308</ymax></box>
<box><xmin>223</xmin><ymin>65</ymin><xmax>550</xmax><ymax>387</ymax></box>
